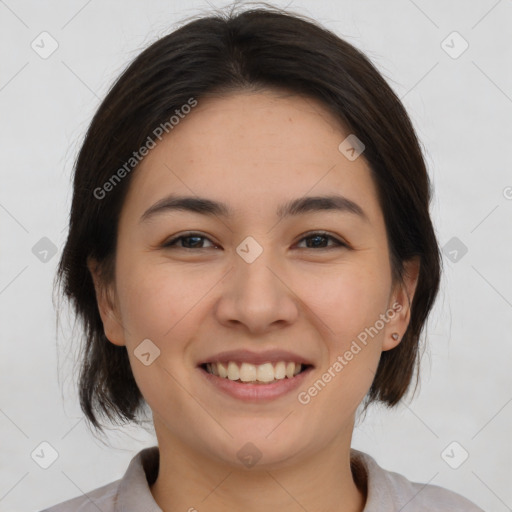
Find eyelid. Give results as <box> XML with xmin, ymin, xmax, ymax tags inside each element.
<box><xmin>296</xmin><ymin>230</ymin><xmax>348</xmax><ymax>247</ymax></box>
<box><xmin>162</xmin><ymin>230</ymin><xmax>349</xmax><ymax>250</ymax></box>
<box><xmin>162</xmin><ymin>231</ymin><xmax>218</xmax><ymax>249</ymax></box>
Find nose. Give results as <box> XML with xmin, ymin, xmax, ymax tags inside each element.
<box><xmin>214</xmin><ymin>246</ymin><xmax>299</xmax><ymax>335</ymax></box>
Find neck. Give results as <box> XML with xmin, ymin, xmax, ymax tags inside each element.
<box><xmin>150</xmin><ymin>422</ymin><xmax>367</xmax><ymax>512</ymax></box>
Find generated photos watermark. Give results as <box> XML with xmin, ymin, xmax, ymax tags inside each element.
<box><xmin>93</xmin><ymin>97</ymin><xmax>198</xmax><ymax>200</ymax></box>
<box><xmin>297</xmin><ymin>301</ymin><xmax>403</xmax><ymax>405</ymax></box>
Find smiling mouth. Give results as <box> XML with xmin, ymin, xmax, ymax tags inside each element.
<box><xmin>199</xmin><ymin>361</ymin><xmax>313</xmax><ymax>384</ymax></box>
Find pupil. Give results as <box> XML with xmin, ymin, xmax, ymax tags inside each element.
<box><xmin>184</xmin><ymin>236</ymin><xmax>202</xmax><ymax>248</ymax></box>
<box><xmin>307</xmin><ymin>235</ymin><xmax>326</xmax><ymax>248</ymax></box>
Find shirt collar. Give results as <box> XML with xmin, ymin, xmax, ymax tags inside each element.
<box><xmin>116</xmin><ymin>446</ymin><xmax>162</xmax><ymax>511</ymax></box>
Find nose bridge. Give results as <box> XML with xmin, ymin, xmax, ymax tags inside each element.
<box><xmin>235</xmin><ymin>235</ymin><xmax>283</xmax><ymax>302</ymax></box>
<box><xmin>216</xmin><ymin>235</ymin><xmax>298</xmax><ymax>331</ymax></box>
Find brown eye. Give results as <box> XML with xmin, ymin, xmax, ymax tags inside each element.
<box><xmin>162</xmin><ymin>231</ymin><xmax>348</xmax><ymax>251</ymax></box>
<box><xmin>163</xmin><ymin>232</ymin><xmax>217</xmax><ymax>249</ymax></box>
<box><xmin>296</xmin><ymin>232</ymin><xmax>347</xmax><ymax>249</ymax></box>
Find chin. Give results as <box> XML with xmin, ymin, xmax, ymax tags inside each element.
<box><xmin>201</xmin><ymin>426</ymin><xmax>310</xmax><ymax>471</ymax></box>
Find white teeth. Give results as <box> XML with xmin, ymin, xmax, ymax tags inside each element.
<box><xmin>205</xmin><ymin>361</ymin><xmax>305</xmax><ymax>382</ymax></box>
<box><xmin>256</xmin><ymin>362</ymin><xmax>275</xmax><ymax>383</ymax></box>
<box><xmin>227</xmin><ymin>361</ymin><xmax>239</xmax><ymax>381</ymax></box>
<box><xmin>275</xmin><ymin>361</ymin><xmax>286</xmax><ymax>379</ymax></box>
<box><xmin>240</xmin><ymin>362</ymin><xmax>257</xmax><ymax>382</ymax></box>
<box><xmin>217</xmin><ymin>362</ymin><xmax>228</xmax><ymax>378</ymax></box>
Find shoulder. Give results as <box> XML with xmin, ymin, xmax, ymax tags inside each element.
<box><xmin>380</xmin><ymin>467</ymin><xmax>485</xmax><ymax>511</ymax></box>
<box><xmin>38</xmin><ymin>479</ymin><xmax>120</xmax><ymax>512</ymax></box>
<box><xmin>351</xmin><ymin>449</ymin><xmax>485</xmax><ymax>512</ymax></box>
<box><xmin>38</xmin><ymin>446</ymin><xmax>161</xmax><ymax>512</ymax></box>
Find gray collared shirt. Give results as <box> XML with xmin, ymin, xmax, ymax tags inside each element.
<box><xmin>40</xmin><ymin>446</ymin><xmax>485</xmax><ymax>511</ymax></box>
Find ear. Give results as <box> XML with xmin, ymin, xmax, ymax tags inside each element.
<box><xmin>382</xmin><ymin>256</ymin><xmax>420</xmax><ymax>351</ymax></box>
<box><xmin>87</xmin><ymin>256</ymin><xmax>126</xmax><ymax>346</ymax></box>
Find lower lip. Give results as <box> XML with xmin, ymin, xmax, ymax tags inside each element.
<box><xmin>198</xmin><ymin>365</ymin><xmax>314</xmax><ymax>402</ymax></box>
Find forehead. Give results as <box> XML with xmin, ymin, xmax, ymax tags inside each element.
<box><xmin>122</xmin><ymin>90</ymin><xmax>382</xmax><ymax>225</ymax></box>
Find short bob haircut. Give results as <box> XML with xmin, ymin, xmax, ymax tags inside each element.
<box><xmin>56</xmin><ymin>3</ymin><xmax>442</xmax><ymax>433</ymax></box>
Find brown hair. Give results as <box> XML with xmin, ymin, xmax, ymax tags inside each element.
<box><xmin>55</xmin><ymin>3</ymin><xmax>442</xmax><ymax>433</ymax></box>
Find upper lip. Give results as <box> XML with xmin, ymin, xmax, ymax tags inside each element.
<box><xmin>198</xmin><ymin>349</ymin><xmax>315</xmax><ymax>367</ymax></box>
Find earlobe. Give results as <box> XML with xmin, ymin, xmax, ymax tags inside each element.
<box><xmin>86</xmin><ymin>256</ymin><xmax>126</xmax><ymax>347</ymax></box>
<box><xmin>383</xmin><ymin>257</ymin><xmax>420</xmax><ymax>351</ymax></box>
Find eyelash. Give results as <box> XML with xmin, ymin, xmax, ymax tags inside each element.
<box><xmin>162</xmin><ymin>231</ymin><xmax>348</xmax><ymax>251</ymax></box>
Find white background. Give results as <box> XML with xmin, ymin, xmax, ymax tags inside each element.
<box><xmin>1</xmin><ymin>1</ymin><xmax>511</xmax><ymax>511</ymax></box>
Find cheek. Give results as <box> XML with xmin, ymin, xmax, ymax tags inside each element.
<box><xmin>116</xmin><ymin>252</ymin><xmax>391</xmax><ymax>339</ymax></box>
<box><xmin>296</xmin><ymin>260</ymin><xmax>391</xmax><ymax>340</ymax></box>
<box><xmin>297</xmin><ymin>265</ymin><xmax>389</xmax><ymax>413</ymax></box>
<box><xmin>114</xmin><ymin>261</ymin><xmax>201</xmax><ymax>413</ymax></box>
<box><xmin>115</xmin><ymin>256</ymin><xmax>195</xmax><ymax>344</ymax></box>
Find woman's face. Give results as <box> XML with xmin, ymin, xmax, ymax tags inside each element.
<box><xmin>92</xmin><ymin>90</ymin><xmax>418</xmax><ymax>469</ymax></box>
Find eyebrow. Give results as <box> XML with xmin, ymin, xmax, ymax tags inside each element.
<box><xmin>140</xmin><ymin>194</ymin><xmax>369</xmax><ymax>223</ymax></box>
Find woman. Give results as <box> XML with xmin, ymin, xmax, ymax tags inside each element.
<box><xmin>43</xmin><ymin>4</ymin><xmax>484</xmax><ymax>511</ymax></box>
